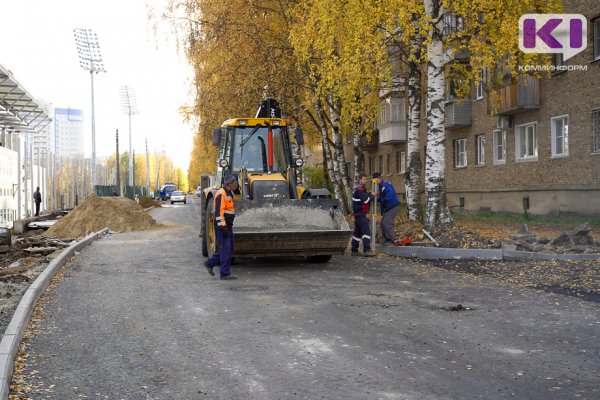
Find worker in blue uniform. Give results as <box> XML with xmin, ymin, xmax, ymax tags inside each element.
<box><xmin>373</xmin><ymin>172</ymin><xmax>400</xmax><ymax>245</ymax></box>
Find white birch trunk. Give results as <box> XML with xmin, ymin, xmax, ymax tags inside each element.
<box><xmin>424</xmin><ymin>0</ymin><xmax>453</xmax><ymax>233</ymax></box>
<box><xmin>315</xmin><ymin>100</ymin><xmax>344</xmax><ymax>208</ymax></box>
<box><xmin>292</xmin><ymin>97</ymin><xmax>304</xmax><ymax>185</ymax></box>
<box><xmin>328</xmin><ymin>100</ymin><xmax>352</xmax><ymax>211</ymax></box>
<box><xmin>352</xmin><ymin>131</ymin><xmax>362</xmax><ymax>182</ymax></box>
<box><xmin>405</xmin><ymin>58</ymin><xmax>423</xmax><ymax>221</ymax></box>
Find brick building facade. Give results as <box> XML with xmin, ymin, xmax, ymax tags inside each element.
<box><xmin>345</xmin><ymin>1</ymin><xmax>600</xmax><ymax>216</ymax></box>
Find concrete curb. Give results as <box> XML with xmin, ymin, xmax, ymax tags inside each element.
<box><xmin>0</xmin><ymin>228</ymin><xmax>109</xmax><ymax>400</ymax></box>
<box><xmin>376</xmin><ymin>244</ymin><xmax>600</xmax><ymax>261</ymax></box>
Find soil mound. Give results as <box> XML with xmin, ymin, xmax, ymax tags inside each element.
<box><xmin>43</xmin><ymin>195</ymin><xmax>157</xmax><ymax>239</ymax></box>
<box><xmin>138</xmin><ymin>196</ymin><xmax>161</xmax><ymax>208</ymax></box>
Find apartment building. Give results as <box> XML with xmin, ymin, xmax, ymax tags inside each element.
<box><xmin>54</xmin><ymin>107</ymin><xmax>84</xmax><ymax>158</ymax></box>
<box><xmin>348</xmin><ymin>1</ymin><xmax>600</xmax><ymax>216</ymax></box>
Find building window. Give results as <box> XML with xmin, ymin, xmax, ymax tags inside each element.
<box><xmin>386</xmin><ymin>153</ymin><xmax>391</xmax><ymax>175</ymax></box>
<box><xmin>369</xmin><ymin>157</ymin><xmax>375</xmax><ymax>175</ymax></box>
<box><xmin>516</xmin><ymin>122</ymin><xmax>538</xmax><ymax>160</ymax></box>
<box><xmin>396</xmin><ymin>151</ymin><xmax>406</xmax><ymax>174</ymax></box>
<box><xmin>595</xmin><ymin>18</ymin><xmax>600</xmax><ymax>60</ymax></box>
<box><xmin>447</xmin><ymin>79</ymin><xmax>457</xmax><ymax>101</ymax></box>
<box><xmin>476</xmin><ymin>69</ymin><xmax>487</xmax><ymax>100</ymax></box>
<box><xmin>593</xmin><ymin>110</ymin><xmax>600</xmax><ymax>153</ymax></box>
<box><xmin>379</xmin><ymin>98</ymin><xmax>405</xmax><ymax>124</ymax></box>
<box><xmin>476</xmin><ymin>134</ymin><xmax>485</xmax><ymax>165</ymax></box>
<box><xmin>454</xmin><ymin>138</ymin><xmax>467</xmax><ymax>168</ymax></box>
<box><xmin>551</xmin><ymin>115</ymin><xmax>569</xmax><ymax>157</ymax></box>
<box><xmin>442</xmin><ymin>12</ymin><xmax>464</xmax><ymax>36</ymax></box>
<box><xmin>493</xmin><ymin>129</ymin><xmax>506</xmax><ymax>164</ymax></box>
<box><xmin>378</xmin><ymin>155</ymin><xmax>384</xmax><ymax>174</ymax></box>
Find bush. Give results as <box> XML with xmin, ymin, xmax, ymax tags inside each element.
<box><xmin>302</xmin><ymin>165</ymin><xmax>326</xmax><ymax>189</ymax></box>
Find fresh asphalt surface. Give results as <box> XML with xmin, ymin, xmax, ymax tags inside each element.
<box><xmin>13</xmin><ymin>196</ymin><xmax>599</xmax><ymax>399</ymax></box>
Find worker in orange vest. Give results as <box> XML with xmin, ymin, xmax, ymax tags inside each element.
<box><xmin>204</xmin><ymin>174</ymin><xmax>238</xmax><ymax>280</ymax></box>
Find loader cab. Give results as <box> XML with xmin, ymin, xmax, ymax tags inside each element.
<box><xmin>214</xmin><ymin>118</ymin><xmax>300</xmax><ymax>200</ymax></box>
<box><xmin>216</xmin><ymin>121</ymin><xmax>291</xmax><ymax>172</ymax></box>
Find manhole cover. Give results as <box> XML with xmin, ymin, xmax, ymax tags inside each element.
<box><xmin>228</xmin><ymin>285</ymin><xmax>269</xmax><ymax>292</ymax></box>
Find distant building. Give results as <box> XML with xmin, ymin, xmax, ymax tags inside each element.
<box><xmin>54</xmin><ymin>107</ymin><xmax>84</xmax><ymax>157</ymax></box>
<box><xmin>31</xmin><ymin>103</ymin><xmax>54</xmax><ymax>165</ymax></box>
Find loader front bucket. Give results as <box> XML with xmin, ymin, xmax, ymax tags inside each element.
<box><xmin>232</xmin><ymin>198</ymin><xmax>351</xmax><ymax>258</ymax></box>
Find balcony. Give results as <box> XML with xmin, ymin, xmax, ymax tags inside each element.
<box><xmin>444</xmin><ymin>99</ymin><xmax>472</xmax><ymax>129</ymax></box>
<box><xmin>378</xmin><ymin>121</ymin><xmax>407</xmax><ymax>144</ymax></box>
<box><xmin>359</xmin><ymin>130</ymin><xmax>378</xmax><ymax>150</ymax></box>
<box><xmin>444</xmin><ymin>48</ymin><xmax>471</xmax><ymax>63</ymax></box>
<box><xmin>488</xmin><ymin>76</ymin><xmax>540</xmax><ymax>116</ymax></box>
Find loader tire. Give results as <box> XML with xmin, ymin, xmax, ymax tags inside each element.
<box><xmin>204</xmin><ymin>197</ymin><xmax>217</xmax><ymax>258</ymax></box>
<box><xmin>306</xmin><ymin>255</ymin><xmax>332</xmax><ymax>263</ymax></box>
<box><xmin>201</xmin><ymin>196</ymin><xmax>209</xmax><ymax>257</ymax></box>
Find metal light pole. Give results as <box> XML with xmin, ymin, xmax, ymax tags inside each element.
<box><xmin>74</xmin><ymin>28</ymin><xmax>106</xmax><ymax>190</ymax></box>
<box><xmin>145</xmin><ymin>138</ymin><xmax>150</xmax><ymax>195</ymax></box>
<box><xmin>115</xmin><ymin>129</ymin><xmax>120</xmax><ymax>194</ymax></box>
<box><xmin>120</xmin><ymin>85</ymin><xmax>138</xmax><ymax>187</ymax></box>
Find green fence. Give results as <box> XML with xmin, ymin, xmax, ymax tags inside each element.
<box><xmin>95</xmin><ymin>185</ymin><xmax>150</xmax><ymax>199</ymax></box>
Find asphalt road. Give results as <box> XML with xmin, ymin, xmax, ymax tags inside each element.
<box><xmin>11</xmin><ymin>195</ymin><xmax>600</xmax><ymax>399</ymax></box>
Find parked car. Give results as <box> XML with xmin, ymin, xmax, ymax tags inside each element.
<box><xmin>170</xmin><ymin>191</ymin><xmax>186</xmax><ymax>204</ymax></box>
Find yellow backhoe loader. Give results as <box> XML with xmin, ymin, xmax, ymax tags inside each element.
<box><xmin>200</xmin><ymin>99</ymin><xmax>351</xmax><ymax>262</ymax></box>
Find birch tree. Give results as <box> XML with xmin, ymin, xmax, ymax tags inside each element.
<box><xmin>425</xmin><ymin>0</ymin><xmax>562</xmax><ymax>231</ymax></box>
<box><xmin>289</xmin><ymin>0</ymin><xmax>391</xmax><ymax>210</ymax></box>
<box><xmin>405</xmin><ymin>52</ymin><xmax>424</xmax><ymax>221</ymax></box>
<box><xmin>381</xmin><ymin>2</ymin><xmax>427</xmax><ymax>222</ymax></box>
<box><xmin>423</xmin><ymin>0</ymin><xmax>453</xmax><ymax>232</ymax></box>
<box><xmin>162</xmin><ymin>0</ymin><xmax>306</xmax><ymax>178</ymax></box>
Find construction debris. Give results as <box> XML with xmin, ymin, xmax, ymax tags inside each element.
<box><xmin>503</xmin><ymin>223</ymin><xmax>600</xmax><ymax>254</ymax></box>
<box><xmin>27</xmin><ymin>220</ymin><xmax>57</xmax><ymax>230</ymax></box>
<box><xmin>422</xmin><ymin>229</ymin><xmax>440</xmax><ymax>247</ymax></box>
<box><xmin>23</xmin><ymin>246</ymin><xmax>59</xmax><ymax>255</ymax></box>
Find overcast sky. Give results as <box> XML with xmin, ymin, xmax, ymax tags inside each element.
<box><xmin>0</xmin><ymin>0</ymin><xmax>194</xmax><ymax>170</ymax></box>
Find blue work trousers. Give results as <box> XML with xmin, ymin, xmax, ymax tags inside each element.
<box><xmin>351</xmin><ymin>214</ymin><xmax>371</xmax><ymax>253</ymax></box>
<box><xmin>206</xmin><ymin>226</ymin><xmax>234</xmax><ymax>277</ymax></box>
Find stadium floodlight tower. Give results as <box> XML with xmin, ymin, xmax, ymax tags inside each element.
<box><xmin>73</xmin><ymin>28</ymin><xmax>106</xmax><ymax>189</ymax></box>
<box><xmin>120</xmin><ymin>85</ymin><xmax>138</xmax><ymax>186</ymax></box>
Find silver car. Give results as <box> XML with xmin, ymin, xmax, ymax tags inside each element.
<box><xmin>170</xmin><ymin>191</ymin><xmax>186</xmax><ymax>204</ymax></box>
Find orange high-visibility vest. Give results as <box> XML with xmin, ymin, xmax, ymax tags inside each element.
<box><xmin>214</xmin><ymin>188</ymin><xmax>235</xmax><ymax>228</ymax></box>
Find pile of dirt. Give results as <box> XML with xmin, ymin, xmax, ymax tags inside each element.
<box><xmin>138</xmin><ymin>196</ymin><xmax>161</xmax><ymax>209</ymax></box>
<box><xmin>43</xmin><ymin>195</ymin><xmax>158</xmax><ymax>239</ymax></box>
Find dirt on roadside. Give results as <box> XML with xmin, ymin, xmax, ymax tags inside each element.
<box><xmin>43</xmin><ymin>195</ymin><xmax>158</xmax><ymax>239</ymax></box>
<box><xmin>138</xmin><ymin>196</ymin><xmax>161</xmax><ymax>209</ymax></box>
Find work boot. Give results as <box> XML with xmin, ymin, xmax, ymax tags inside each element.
<box><xmin>203</xmin><ymin>260</ymin><xmax>214</xmax><ymax>276</ymax></box>
<box><xmin>220</xmin><ymin>275</ymin><xmax>238</xmax><ymax>280</ymax></box>
<box><xmin>350</xmin><ymin>252</ymin><xmax>360</xmax><ymax>257</ymax></box>
<box><xmin>363</xmin><ymin>251</ymin><xmax>375</xmax><ymax>257</ymax></box>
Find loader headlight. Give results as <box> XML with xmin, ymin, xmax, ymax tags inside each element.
<box><xmin>218</xmin><ymin>158</ymin><xmax>229</xmax><ymax>168</ymax></box>
<box><xmin>294</xmin><ymin>158</ymin><xmax>304</xmax><ymax>168</ymax></box>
